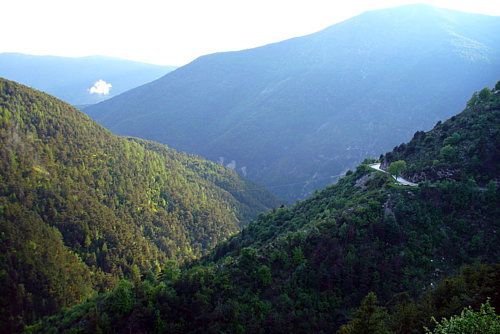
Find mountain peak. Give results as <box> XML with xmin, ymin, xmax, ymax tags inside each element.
<box><xmin>86</xmin><ymin>6</ymin><xmax>500</xmax><ymax>202</ymax></box>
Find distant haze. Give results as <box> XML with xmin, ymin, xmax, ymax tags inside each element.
<box><xmin>0</xmin><ymin>53</ymin><xmax>176</xmax><ymax>105</ymax></box>
<box><xmin>2</xmin><ymin>0</ymin><xmax>500</xmax><ymax>65</ymax></box>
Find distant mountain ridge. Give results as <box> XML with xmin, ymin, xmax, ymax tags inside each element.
<box><xmin>86</xmin><ymin>4</ymin><xmax>500</xmax><ymax>202</ymax></box>
<box><xmin>0</xmin><ymin>53</ymin><xmax>176</xmax><ymax>105</ymax></box>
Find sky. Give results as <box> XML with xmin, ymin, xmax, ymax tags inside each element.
<box><xmin>2</xmin><ymin>0</ymin><xmax>499</xmax><ymax>66</ymax></box>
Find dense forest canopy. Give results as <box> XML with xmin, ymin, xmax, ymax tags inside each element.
<box><xmin>0</xmin><ymin>78</ymin><xmax>279</xmax><ymax>331</ymax></box>
<box><xmin>28</xmin><ymin>84</ymin><xmax>500</xmax><ymax>333</ymax></box>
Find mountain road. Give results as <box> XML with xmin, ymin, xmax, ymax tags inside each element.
<box><xmin>368</xmin><ymin>163</ymin><xmax>418</xmax><ymax>186</ymax></box>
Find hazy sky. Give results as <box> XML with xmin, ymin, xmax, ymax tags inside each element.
<box><xmin>2</xmin><ymin>0</ymin><xmax>499</xmax><ymax>66</ymax></box>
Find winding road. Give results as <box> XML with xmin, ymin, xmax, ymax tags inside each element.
<box><xmin>368</xmin><ymin>163</ymin><xmax>418</xmax><ymax>187</ymax></box>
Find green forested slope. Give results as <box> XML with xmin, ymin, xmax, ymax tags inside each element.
<box><xmin>381</xmin><ymin>83</ymin><xmax>500</xmax><ymax>185</ymax></box>
<box><xmin>31</xmin><ymin>85</ymin><xmax>499</xmax><ymax>333</ymax></box>
<box><xmin>0</xmin><ymin>78</ymin><xmax>279</xmax><ymax>331</ymax></box>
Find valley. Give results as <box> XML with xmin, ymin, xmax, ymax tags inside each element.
<box><xmin>0</xmin><ymin>3</ymin><xmax>498</xmax><ymax>333</ymax></box>
<box><xmin>0</xmin><ymin>78</ymin><xmax>279</xmax><ymax>331</ymax></box>
<box><xmin>27</xmin><ymin>83</ymin><xmax>500</xmax><ymax>333</ymax></box>
<box><xmin>85</xmin><ymin>4</ymin><xmax>500</xmax><ymax>201</ymax></box>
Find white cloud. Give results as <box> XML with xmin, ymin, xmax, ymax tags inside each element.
<box><xmin>88</xmin><ymin>79</ymin><xmax>112</xmax><ymax>95</ymax></box>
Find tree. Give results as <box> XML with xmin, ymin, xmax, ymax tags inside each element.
<box><xmin>478</xmin><ymin>88</ymin><xmax>492</xmax><ymax>101</ymax></box>
<box><xmin>388</xmin><ymin>160</ymin><xmax>406</xmax><ymax>180</ymax></box>
<box><xmin>440</xmin><ymin>145</ymin><xmax>457</xmax><ymax>163</ymax></box>
<box><xmin>239</xmin><ymin>247</ymin><xmax>258</xmax><ymax>268</ymax></box>
<box><xmin>109</xmin><ymin>280</ymin><xmax>135</xmax><ymax>315</ymax></box>
<box><xmin>337</xmin><ymin>292</ymin><xmax>392</xmax><ymax>334</ymax></box>
<box><xmin>158</xmin><ymin>260</ymin><xmax>180</xmax><ymax>283</ymax></box>
<box><xmin>425</xmin><ymin>299</ymin><xmax>499</xmax><ymax>334</ymax></box>
<box><xmin>494</xmin><ymin>81</ymin><xmax>500</xmax><ymax>92</ymax></box>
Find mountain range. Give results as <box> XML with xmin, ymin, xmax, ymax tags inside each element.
<box><xmin>0</xmin><ymin>53</ymin><xmax>176</xmax><ymax>106</ymax></box>
<box><xmin>85</xmin><ymin>4</ymin><xmax>500</xmax><ymax>201</ymax></box>
<box><xmin>30</xmin><ymin>83</ymin><xmax>499</xmax><ymax>333</ymax></box>
<box><xmin>1</xmin><ymin>4</ymin><xmax>499</xmax><ymax>333</ymax></box>
<box><xmin>0</xmin><ymin>78</ymin><xmax>279</xmax><ymax>331</ymax></box>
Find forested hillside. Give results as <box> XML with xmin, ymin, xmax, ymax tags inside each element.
<box><xmin>381</xmin><ymin>82</ymin><xmax>500</xmax><ymax>185</ymax></box>
<box><xmin>0</xmin><ymin>78</ymin><xmax>279</xmax><ymax>331</ymax></box>
<box><xmin>31</xmin><ymin>84</ymin><xmax>499</xmax><ymax>333</ymax></box>
<box><xmin>86</xmin><ymin>4</ymin><xmax>500</xmax><ymax>201</ymax></box>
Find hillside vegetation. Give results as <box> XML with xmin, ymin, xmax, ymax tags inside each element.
<box><xmin>30</xmin><ymin>84</ymin><xmax>499</xmax><ymax>333</ymax></box>
<box><xmin>0</xmin><ymin>78</ymin><xmax>279</xmax><ymax>331</ymax></box>
<box><xmin>382</xmin><ymin>83</ymin><xmax>500</xmax><ymax>185</ymax></box>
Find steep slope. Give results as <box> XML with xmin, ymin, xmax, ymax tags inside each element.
<box><xmin>381</xmin><ymin>84</ymin><xmax>500</xmax><ymax>184</ymax></box>
<box><xmin>0</xmin><ymin>53</ymin><xmax>176</xmax><ymax>105</ymax></box>
<box><xmin>33</xmin><ymin>85</ymin><xmax>499</xmax><ymax>333</ymax></box>
<box><xmin>0</xmin><ymin>78</ymin><xmax>279</xmax><ymax>331</ymax></box>
<box><xmin>86</xmin><ymin>4</ymin><xmax>500</xmax><ymax>201</ymax></box>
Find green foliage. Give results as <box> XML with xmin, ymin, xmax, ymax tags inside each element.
<box><xmin>341</xmin><ymin>264</ymin><xmax>500</xmax><ymax>334</ymax></box>
<box><xmin>0</xmin><ymin>78</ymin><xmax>279</xmax><ymax>330</ymax></box>
<box><xmin>239</xmin><ymin>248</ymin><xmax>258</xmax><ymax>268</ymax></box>
<box><xmin>478</xmin><ymin>87</ymin><xmax>492</xmax><ymax>101</ymax></box>
<box><xmin>0</xmin><ymin>203</ymin><xmax>93</xmax><ymax>333</ymax></box>
<box><xmin>388</xmin><ymin>160</ymin><xmax>406</xmax><ymax>179</ymax></box>
<box><xmin>18</xmin><ymin>84</ymin><xmax>500</xmax><ymax>333</ymax></box>
<box><xmin>30</xmin><ymin>152</ymin><xmax>499</xmax><ymax>333</ymax></box>
<box><xmin>158</xmin><ymin>261</ymin><xmax>181</xmax><ymax>283</ymax></box>
<box><xmin>254</xmin><ymin>265</ymin><xmax>272</xmax><ymax>286</ymax></box>
<box><xmin>442</xmin><ymin>133</ymin><xmax>461</xmax><ymax>146</ymax></box>
<box><xmin>383</xmin><ymin>84</ymin><xmax>500</xmax><ymax>185</ymax></box>
<box><xmin>337</xmin><ymin>292</ymin><xmax>391</xmax><ymax>334</ymax></box>
<box><xmin>440</xmin><ymin>145</ymin><xmax>457</xmax><ymax>162</ymax></box>
<box><xmin>425</xmin><ymin>300</ymin><xmax>499</xmax><ymax>334</ymax></box>
<box><xmin>107</xmin><ymin>280</ymin><xmax>135</xmax><ymax>315</ymax></box>
<box><xmin>292</xmin><ymin>246</ymin><xmax>306</xmax><ymax>265</ymax></box>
